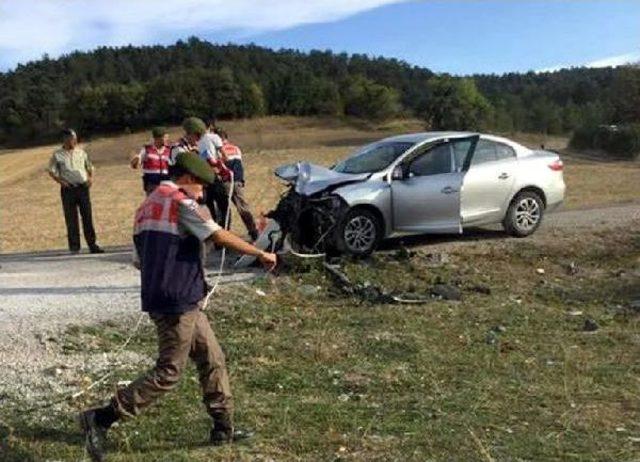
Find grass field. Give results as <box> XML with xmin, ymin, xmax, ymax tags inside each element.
<box><xmin>1</xmin><ymin>116</ymin><xmax>639</xmax><ymax>252</ymax></box>
<box><xmin>1</xmin><ymin>117</ymin><xmax>640</xmax><ymax>461</ymax></box>
<box><xmin>2</xmin><ymin>225</ymin><xmax>639</xmax><ymax>461</ymax></box>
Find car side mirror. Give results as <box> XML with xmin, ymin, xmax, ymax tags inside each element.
<box><xmin>391</xmin><ymin>166</ymin><xmax>404</xmax><ymax>181</ymax></box>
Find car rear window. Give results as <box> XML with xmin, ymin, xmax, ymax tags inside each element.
<box><xmin>472</xmin><ymin>140</ymin><xmax>516</xmax><ymax>165</ymax></box>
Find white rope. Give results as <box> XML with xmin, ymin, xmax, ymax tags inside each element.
<box><xmin>32</xmin><ymin>172</ymin><xmax>235</xmax><ymax>411</ymax></box>
<box><xmin>289</xmin><ymin>249</ymin><xmax>325</xmax><ymax>258</ymax></box>
<box><xmin>83</xmin><ymin>171</ymin><xmax>233</xmax><ymax>395</ymax></box>
<box><xmin>71</xmin><ymin>313</ymin><xmax>146</xmax><ymax>399</ymax></box>
<box><xmin>20</xmin><ymin>311</ymin><xmax>147</xmax><ymax>413</ymax></box>
<box><xmin>202</xmin><ymin>171</ymin><xmax>235</xmax><ymax>309</ymax></box>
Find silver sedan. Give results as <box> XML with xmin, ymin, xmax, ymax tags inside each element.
<box><xmin>271</xmin><ymin>132</ymin><xmax>566</xmax><ymax>256</ymax></box>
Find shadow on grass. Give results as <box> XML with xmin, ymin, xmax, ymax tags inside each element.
<box><xmin>0</xmin><ymin>443</ymin><xmax>37</xmax><ymax>462</ymax></box>
<box><xmin>1</xmin><ymin>416</ymin><xmax>217</xmax><ymax>459</ymax></box>
<box><xmin>379</xmin><ymin>227</ymin><xmax>509</xmax><ymax>251</ymax></box>
<box><xmin>7</xmin><ymin>421</ymin><xmax>84</xmax><ymax>446</ymax></box>
<box><xmin>0</xmin><ymin>418</ymin><xmax>82</xmax><ymax>461</ymax></box>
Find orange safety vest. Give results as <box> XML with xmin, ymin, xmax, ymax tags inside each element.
<box><xmin>221</xmin><ymin>141</ymin><xmax>242</xmax><ymax>161</ymax></box>
<box><xmin>134</xmin><ymin>181</ymin><xmax>207</xmax><ymax>313</ymax></box>
<box><xmin>141</xmin><ymin>144</ymin><xmax>170</xmax><ymax>175</ymax></box>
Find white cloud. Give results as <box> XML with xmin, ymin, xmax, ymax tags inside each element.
<box><xmin>537</xmin><ymin>51</ymin><xmax>640</xmax><ymax>73</ymax></box>
<box><xmin>585</xmin><ymin>51</ymin><xmax>640</xmax><ymax>68</ymax></box>
<box><xmin>536</xmin><ymin>64</ymin><xmax>566</xmax><ymax>73</ymax></box>
<box><xmin>0</xmin><ymin>0</ymin><xmax>406</xmax><ymax>68</ymax></box>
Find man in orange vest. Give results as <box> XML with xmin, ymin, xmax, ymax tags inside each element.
<box><xmin>131</xmin><ymin>127</ymin><xmax>171</xmax><ymax>195</ymax></box>
<box><xmin>218</xmin><ymin>130</ymin><xmax>259</xmax><ymax>241</ymax></box>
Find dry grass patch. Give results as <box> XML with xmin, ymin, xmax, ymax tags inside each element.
<box><xmin>563</xmin><ymin>156</ymin><xmax>640</xmax><ymax>209</ymax></box>
<box><xmin>1</xmin><ymin>118</ymin><xmax>638</xmax><ymax>252</ymax></box>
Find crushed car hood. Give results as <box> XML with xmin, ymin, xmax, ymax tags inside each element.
<box><xmin>274</xmin><ymin>162</ymin><xmax>370</xmax><ymax>196</ymax></box>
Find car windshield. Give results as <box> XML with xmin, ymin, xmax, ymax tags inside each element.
<box><xmin>333</xmin><ymin>141</ymin><xmax>414</xmax><ymax>174</ymax></box>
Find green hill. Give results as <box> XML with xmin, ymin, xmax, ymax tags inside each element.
<box><xmin>0</xmin><ymin>37</ymin><xmax>638</xmax><ymax>146</ymax></box>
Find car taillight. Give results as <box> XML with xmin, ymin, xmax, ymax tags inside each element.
<box><xmin>548</xmin><ymin>160</ymin><xmax>563</xmax><ymax>171</ymax></box>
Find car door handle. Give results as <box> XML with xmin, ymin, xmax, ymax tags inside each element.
<box><xmin>498</xmin><ymin>172</ymin><xmax>510</xmax><ymax>180</ymax></box>
<box><xmin>441</xmin><ymin>186</ymin><xmax>458</xmax><ymax>194</ymax></box>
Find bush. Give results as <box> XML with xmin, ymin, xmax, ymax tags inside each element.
<box><xmin>570</xmin><ymin>124</ymin><xmax>640</xmax><ymax>159</ymax></box>
<box><xmin>569</xmin><ymin>125</ymin><xmax>596</xmax><ymax>150</ymax></box>
<box><xmin>342</xmin><ymin>75</ymin><xmax>401</xmax><ymax>121</ymax></box>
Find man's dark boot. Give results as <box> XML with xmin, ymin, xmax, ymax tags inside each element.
<box><xmin>78</xmin><ymin>409</ymin><xmax>109</xmax><ymax>462</ymax></box>
<box><xmin>89</xmin><ymin>244</ymin><xmax>105</xmax><ymax>254</ymax></box>
<box><xmin>209</xmin><ymin>414</ymin><xmax>252</xmax><ymax>446</ymax></box>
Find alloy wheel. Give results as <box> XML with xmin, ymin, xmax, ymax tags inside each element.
<box><xmin>515</xmin><ymin>197</ymin><xmax>541</xmax><ymax>231</ymax></box>
<box><xmin>344</xmin><ymin>215</ymin><xmax>377</xmax><ymax>252</ymax></box>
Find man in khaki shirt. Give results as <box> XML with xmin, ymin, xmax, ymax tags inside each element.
<box><xmin>48</xmin><ymin>129</ymin><xmax>103</xmax><ymax>254</ymax></box>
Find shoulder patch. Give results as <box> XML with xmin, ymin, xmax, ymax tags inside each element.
<box><xmin>180</xmin><ymin>197</ymin><xmax>212</xmax><ymax>222</ymax></box>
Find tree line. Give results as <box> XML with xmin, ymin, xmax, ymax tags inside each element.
<box><xmin>0</xmin><ymin>37</ymin><xmax>639</xmax><ymax>147</ymax></box>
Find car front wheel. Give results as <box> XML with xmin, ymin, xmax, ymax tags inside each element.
<box><xmin>336</xmin><ymin>208</ymin><xmax>382</xmax><ymax>257</ymax></box>
<box><xmin>503</xmin><ymin>191</ymin><xmax>544</xmax><ymax>237</ymax></box>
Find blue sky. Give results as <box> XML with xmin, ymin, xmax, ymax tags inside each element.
<box><xmin>0</xmin><ymin>0</ymin><xmax>638</xmax><ymax>74</ymax></box>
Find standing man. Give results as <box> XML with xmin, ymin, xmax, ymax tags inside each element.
<box><xmin>219</xmin><ymin>130</ymin><xmax>259</xmax><ymax>241</ymax></box>
<box><xmin>198</xmin><ymin>118</ymin><xmax>231</xmax><ymax>228</ymax></box>
<box><xmin>78</xmin><ymin>147</ymin><xmax>277</xmax><ymax>462</ymax></box>
<box><xmin>130</xmin><ymin>127</ymin><xmax>171</xmax><ymax>195</ymax></box>
<box><xmin>47</xmin><ymin>128</ymin><xmax>103</xmax><ymax>254</ymax></box>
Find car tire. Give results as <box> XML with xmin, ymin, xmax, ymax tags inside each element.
<box><xmin>503</xmin><ymin>191</ymin><xmax>545</xmax><ymax>237</ymax></box>
<box><xmin>336</xmin><ymin>208</ymin><xmax>382</xmax><ymax>257</ymax></box>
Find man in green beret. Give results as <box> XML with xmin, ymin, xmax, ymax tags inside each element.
<box><xmin>167</xmin><ymin>117</ymin><xmax>206</xmax><ymax>164</ymax></box>
<box><xmin>170</xmin><ymin>117</ymin><xmax>232</xmax><ymax>227</ymax></box>
<box><xmin>130</xmin><ymin>127</ymin><xmax>171</xmax><ymax>195</ymax></box>
<box><xmin>79</xmin><ymin>147</ymin><xmax>277</xmax><ymax>461</ymax></box>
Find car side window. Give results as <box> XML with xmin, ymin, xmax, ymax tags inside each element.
<box><xmin>452</xmin><ymin>140</ymin><xmax>473</xmax><ymax>171</ymax></box>
<box><xmin>495</xmin><ymin>143</ymin><xmax>516</xmax><ymax>161</ymax></box>
<box><xmin>409</xmin><ymin>144</ymin><xmax>453</xmax><ymax>176</ymax></box>
<box><xmin>471</xmin><ymin>140</ymin><xmax>497</xmax><ymax>165</ymax></box>
<box><xmin>471</xmin><ymin>140</ymin><xmax>517</xmax><ymax>166</ymax></box>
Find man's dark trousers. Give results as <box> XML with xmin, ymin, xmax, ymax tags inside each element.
<box><xmin>205</xmin><ymin>179</ymin><xmax>230</xmax><ymax>229</ymax></box>
<box><xmin>61</xmin><ymin>184</ymin><xmax>97</xmax><ymax>251</ymax></box>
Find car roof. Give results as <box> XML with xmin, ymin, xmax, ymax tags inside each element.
<box><xmin>381</xmin><ymin>131</ymin><xmax>477</xmax><ymax>144</ymax></box>
<box><xmin>380</xmin><ymin>131</ymin><xmax>529</xmax><ymax>153</ymax></box>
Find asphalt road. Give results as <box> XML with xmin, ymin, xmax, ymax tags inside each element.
<box><xmin>0</xmin><ymin>248</ymin><xmax>259</xmax><ymax>408</ymax></box>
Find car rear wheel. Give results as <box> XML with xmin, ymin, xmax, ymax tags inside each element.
<box><xmin>336</xmin><ymin>208</ymin><xmax>382</xmax><ymax>257</ymax></box>
<box><xmin>503</xmin><ymin>191</ymin><xmax>544</xmax><ymax>237</ymax></box>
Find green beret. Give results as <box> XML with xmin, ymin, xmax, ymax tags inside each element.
<box><xmin>151</xmin><ymin>126</ymin><xmax>167</xmax><ymax>138</ymax></box>
<box><xmin>182</xmin><ymin>117</ymin><xmax>207</xmax><ymax>136</ymax></box>
<box><xmin>174</xmin><ymin>152</ymin><xmax>216</xmax><ymax>184</ymax></box>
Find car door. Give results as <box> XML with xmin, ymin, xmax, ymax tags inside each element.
<box><xmin>460</xmin><ymin>138</ymin><xmax>517</xmax><ymax>225</ymax></box>
<box><xmin>391</xmin><ymin>137</ymin><xmax>477</xmax><ymax>233</ymax></box>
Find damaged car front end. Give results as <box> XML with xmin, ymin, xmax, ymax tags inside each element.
<box><xmin>266</xmin><ymin>138</ymin><xmax>417</xmax><ymax>257</ymax></box>
<box><xmin>268</xmin><ymin>162</ymin><xmax>369</xmax><ymax>254</ymax></box>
